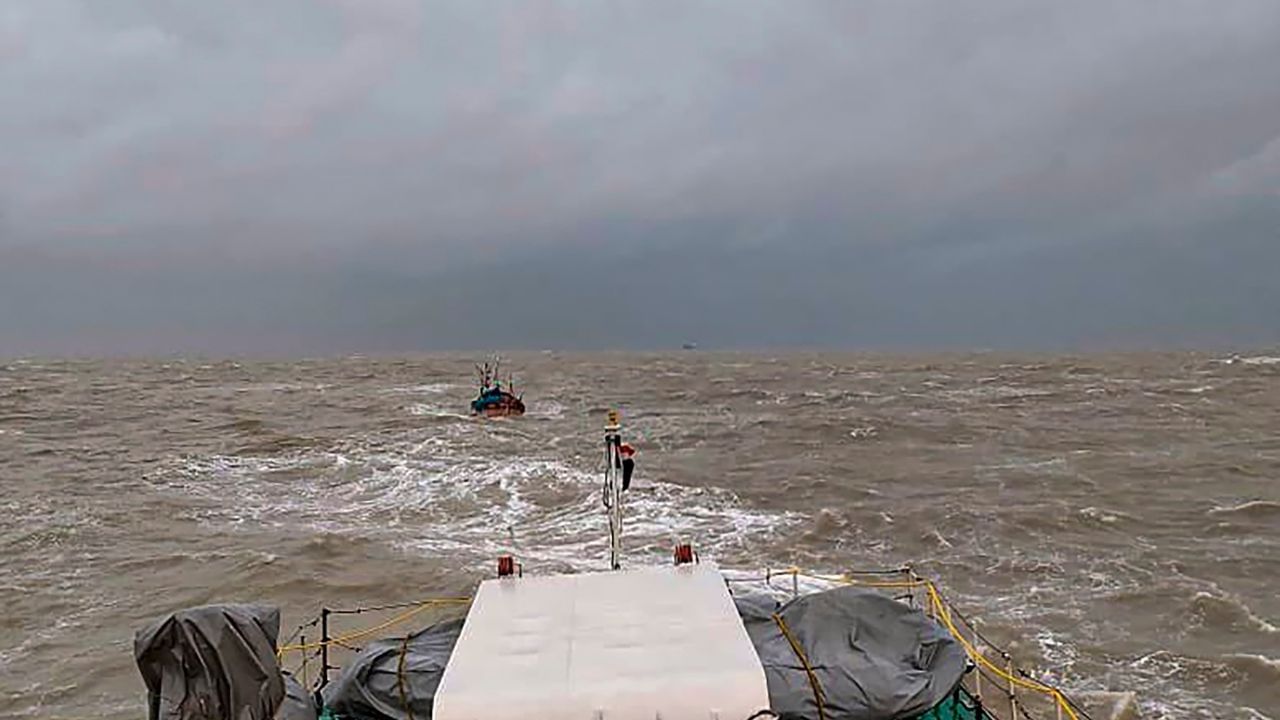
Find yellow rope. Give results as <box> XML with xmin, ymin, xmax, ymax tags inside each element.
<box><xmin>771</xmin><ymin>613</ymin><xmax>826</xmax><ymax>720</ymax></box>
<box><xmin>923</xmin><ymin>583</ymin><xmax>1079</xmax><ymax>720</ymax></box>
<box><xmin>277</xmin><ymin>598</ymin><xmax>471</xmax><ymax>658</ymax></box>
<box><xmin>397</xmin><ymin>634</ymin><xmax>416</xmax><ymax>720</ymax></box>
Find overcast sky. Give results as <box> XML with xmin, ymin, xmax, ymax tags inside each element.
<box><xmin>2</xmin><ymin>1</ymin><xmax>1279</xmax><ymax>355</ymax></box>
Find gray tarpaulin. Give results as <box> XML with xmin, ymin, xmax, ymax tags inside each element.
<box><xmin>321</xmin><ymin>617</ymin><xmax>465</xmax><ymax>720</ymax></box>
<box><xmin>279</xmin><ymin>673</ymin><xmax>319</xmax><ymax>720</ymax></box>
<box><xmin>136</xmin><ymin>587</ymin><xmax>963</xmax><ymax>720</ymax></box>
<box><xmin>735</xmin><ymin>586</ymin><xmax>968</xmax><ymax>720</ymax></box>
<box><xmin>135</xmin><ymin>604</ymin><xmax>290</xmax><ymax>720</ymax></box>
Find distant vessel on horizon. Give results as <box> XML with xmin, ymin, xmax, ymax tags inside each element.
<box><xmin>681</xmin><ymin>342</ymin><xmax>698</xmax><ymax>350</ymax></box>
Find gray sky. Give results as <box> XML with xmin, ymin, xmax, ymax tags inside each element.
<box><xmin>2</xmin><ymin>1</ymin><xmax>1279</xmax><ymax>355</ymax></box>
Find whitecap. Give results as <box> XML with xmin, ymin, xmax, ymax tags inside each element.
<box><xmin>1208</xmin><ymin>500</ymin><xmax>1280</xmax><ymax>518</ymax></box>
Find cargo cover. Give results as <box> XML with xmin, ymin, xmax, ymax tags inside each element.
<box><xmin>433</xmin><ymin>564</ymin><xmax>770</xmax><ymax>720</ymax></box>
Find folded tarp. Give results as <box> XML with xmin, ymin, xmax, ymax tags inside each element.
<box><xmin>135</xmin><ymin>604</ymin><xmax>310</xmax><ymax>720</ymax></box>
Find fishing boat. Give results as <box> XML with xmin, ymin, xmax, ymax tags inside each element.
<box><xmin>469</xmin><ymin>358</ymin><xmax>525</xmax><ymax>417</ymax></box>
<box><xmin>133</xmin><ymin>411</ymin><xmax>1116</xmax><ymax>720</ymax></box>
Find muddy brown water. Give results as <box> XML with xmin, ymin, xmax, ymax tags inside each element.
<box><xmin>1</xmin><ymin>352</ymin><xmax>1277</xmax><ymax>719</ymax></box>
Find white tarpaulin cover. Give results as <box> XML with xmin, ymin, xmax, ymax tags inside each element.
<box><xmin>433</xmin><ymin>564</ymin><xmax>771</xmax><ymax>720</ymax></box>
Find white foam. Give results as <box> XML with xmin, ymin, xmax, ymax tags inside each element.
<box><xmin>1208</xmin><ymin>500</ymin><xmax>1280</xmax><ymax>517</ymax></box>
<box><xmin>1218</xmin><ymin>354</ymin><xmax>1280</xmax><ymax>366</ymax></box>
<box><xmin>408</xmin><ymin>403</ymin><xmax>471</xmax><ymax>418</ymax></box>
<box><xmin>978</xmin><ymin>456</ymin><xmax>1068</xmax><ymax>473</ymax></box>
<box><xmin>1031</xmin><ymin>628</ymin><xmax>1079</xmax><ymax>680</ymax></box>
<box><xmin>925</xmin><ymin>529</ymin><xmax>953</xmax><ymax>548</ymax></box>
<box><xmin>384</xmin><ymin>383</ymin><xmax>456</xmax><ymax>395</ymax></box>
<box><xmin>1189</xmin><ymin>590</ymin><xmax>1279</xmax><ymax>634</ymax></box>
<box><xmin>527</xmin><ymin>400</ymin><xmax>564</xmax><ymax>418</ymax></box>
<box><xmin>1079</xmin><ymin>507</ymin><xmax>1137</xmax><ymax>525</ymax></box>
<box><xmin>155</xmin><ymin>435</ymin><xmax>800</xmax><ymax>573</ymax></box>
<box><xmin>940</xmin><ymin>385</ymin><xmax>1055</xmax><ymax>403</ymax></box>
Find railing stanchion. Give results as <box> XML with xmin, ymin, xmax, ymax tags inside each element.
<box><xmin>973</xmin><ymin>619</ymin><xmax>983</xmax><ymax>702</ymax></box>
<box><xmin>1007</xmin><ymin>654</ymin><xmax>1017</xmax><ymax>720</ymax></box>
<box><xmin>320</xmin><ymin>608</ymin><xmax>331</xmax><ymax>688</ymax></box>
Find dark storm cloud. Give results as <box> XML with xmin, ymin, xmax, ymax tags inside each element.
<box><xmin>2</xmin><ymin>1</ymin><xmax>1279</xmax><ymax>354</ymax></box>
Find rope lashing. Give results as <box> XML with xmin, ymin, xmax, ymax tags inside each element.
<box><xmin>397</xmin><ymin>634</ymin><xmax>416</xmax><ymax>720</ymax></box>
<box><xmin>276</xmin><ymin>598</ymin><xmax>470</xmax><ymax>659</ymax></box>
<box><xmin>772</xmin><ymin>612</ymin><xmax>827</xmax><ymax>720</ymax></box>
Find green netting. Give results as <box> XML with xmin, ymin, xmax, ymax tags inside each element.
<box><xmin>915</xmin><ymin>685</ymin><xmax>998</xmax><ymax>720</ymax></box>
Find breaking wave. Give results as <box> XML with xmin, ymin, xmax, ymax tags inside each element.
<box><xmin>153</xmin><ymin>431</ymin><xmax>800</xmax><ymax>573</ymax></box>
<box><xmin>1189</xmin><ymin>592</ymin><xmax>1279</xmax><ymax>634</ymax></box>
<box><xmin>1208</xmin><ymin>500</ymin><xmax>1280</xmax><ymax>519</ymax></box>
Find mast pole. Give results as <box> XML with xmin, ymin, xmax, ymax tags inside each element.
<box><xmin>604</xmin><ymin>409</ymin><xmax>623</xmax><ymax>570</ymax></box>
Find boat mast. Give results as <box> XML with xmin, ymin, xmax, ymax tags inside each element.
<box><xmin>603</xmin><ymin>409</ymin><xmax>624</xmax><ymax>570</ymax></box>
